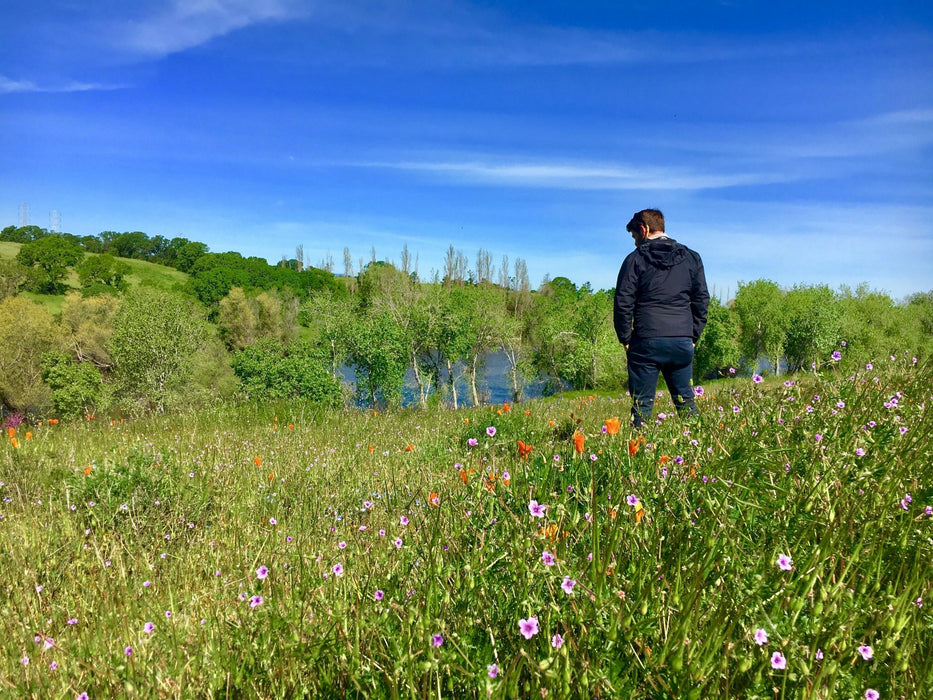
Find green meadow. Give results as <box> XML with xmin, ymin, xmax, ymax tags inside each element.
<box><xmin>2</xmin><ymin>354</ymin><xmax>930</xmax><ymax>699</ymax></box>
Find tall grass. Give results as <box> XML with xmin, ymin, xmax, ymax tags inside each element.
<box><xmin>1</xmin><ymin>352</ymin><xmax>930</xmax><ymax>698</ymax></box>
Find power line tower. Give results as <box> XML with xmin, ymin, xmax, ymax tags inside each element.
<box><xmin>19</xmin><ymin>202</ymin><xmax>29</xmax><ymax>226</ymax></box>
<box><xmin>50</xmin><ymin>210</ymin><xmax>61</xmax><ymax>232</ymax></box>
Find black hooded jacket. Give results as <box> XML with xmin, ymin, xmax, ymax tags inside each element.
<box><xmin>613</xmin><ymin>237</ymin><xmax>710</xmax><ymax>346</ymax></box>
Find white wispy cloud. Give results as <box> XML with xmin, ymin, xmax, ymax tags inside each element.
<box><xmin>112</xmin><ymin>0</ymin><xmax>308</xmax><ymax>57</ymax></box>
<box><xmin>0</xmin><ymin>75</ymin><xmax>124</xmax><ymax>94</ymax></box>
<box><xmin>357</xmin><ymin>157</ymin><xmax>789</xmax><ymax>192</ymax></box>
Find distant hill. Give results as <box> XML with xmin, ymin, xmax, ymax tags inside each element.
<box><xmin>0</xmin><ymin>241</ymin><xmax>189</xmax><ymax>315</ymax></box>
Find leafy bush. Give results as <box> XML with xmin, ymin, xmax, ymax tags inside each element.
<box><xmin>232</xmin><ymin>337</ymin><xmax>342</xmax><ymax>406</ymax></box>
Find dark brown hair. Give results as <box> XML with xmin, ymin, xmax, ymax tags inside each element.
<box><xmin>626</xmin><ymin>209</ymin><xmax>665</xmax><ymax>234</ymax></box>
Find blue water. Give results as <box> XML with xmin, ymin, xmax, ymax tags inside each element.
<box><xmin>340</xmin><ymin>351</ymin><xmax>551</xmax><ymax>408</ymax></box>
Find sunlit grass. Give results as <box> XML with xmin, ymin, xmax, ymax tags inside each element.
<box><xmin>2</xmin><ymin>354</ymin><xmax>931</xmax><ymax>698</ymax></box>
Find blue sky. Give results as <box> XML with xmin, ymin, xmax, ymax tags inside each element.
<box><xmin>2</xmin><ymin>1</ymin><xmax>931</xmax><ymax>300</ymax></box>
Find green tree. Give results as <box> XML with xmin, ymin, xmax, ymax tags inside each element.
<box><xmin>60</xmin><ymin>291</ymin><xmax>119</xmax><ymax>369</ymax></box>
<box><xmin>108</xmin><ymin>289</ymin><xmax>212</xmax><ymax>413</ymax></box>
<box><xmin>783</xmin><ymin>284</ymin><xmax>842</xmax><ymax>372</ymax></box>
<box><xmin>348</xmin><ymin>312</ymin><xmax>409</xmax><ymax>409</ymax></box>
<box><xmin>299</xmin><ymin>290</ymin><xmax>355</xmax><ymax>378</ymax></box>
<box><xmin>231</xmin><ymin>338</ymin><xmax>342</xmax><ymax>405</ymax></box>
<box><xmin>0</xmin><ymin>257</ymin><xmax>28</xmax><ymax>301</ymax></box>
<box><xmin>733</xmin><ymin>279</ymin><xmax>789</xmax><ymax>375</ymax></box>
<box><xmin>693</xmin><ymin>297</ymin><xmax>742</xmax><ymax>379</ymax></box>
<box><xmin>41</xmin><ymin>351</ymin><xmax>108</xmax><ymax>418</ymax></box>
<box><xmin>0</xmin><ymin>296</ymin><xmax>61</xmax><ymax>412</ymax></box>
<box><xmin>16</xmin><ymin>235</ymin><xmax>84</xmax><ymax>294</ymax></box>
<box><xmin>77</xmin><ymin>253</ymin><xmax>130</xmax><ymax>291</ymax></box>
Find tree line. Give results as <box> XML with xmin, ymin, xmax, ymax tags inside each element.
<box><xmin>1</xmin><ymin>224</ymin><xmax>931</xmax><ymax>418</ymax></box>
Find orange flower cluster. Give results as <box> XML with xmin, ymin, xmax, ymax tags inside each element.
<box><xmin>253</xmin><ymin>456</ymin><xmax>262</xmax><ymax>467</ymax></box>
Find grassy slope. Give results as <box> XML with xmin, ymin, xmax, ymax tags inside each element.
<box><xmin>0</xmin><ymin>242</ymin><xmax>189</xmax><ymax>315</ymax></box>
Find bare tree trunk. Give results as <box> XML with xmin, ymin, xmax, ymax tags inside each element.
<box><xmin>446</xmin><ymin>358</ymin><xmax>458</xmax><ymax>410</ymax></box>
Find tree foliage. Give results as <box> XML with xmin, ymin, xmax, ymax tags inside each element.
<box><xmin>0</xmin><ymin>296</ymin><xmax>61</xmax><ymax>412</ymax></box>
<box><xmin>16</xmin><ymin>235</ymin><xmax>84</xmax><ymax>294</ymax></box>
<box><xmin>231</xmin><ymin>338</ymin><xmax>342</xmax><ymax>405</ymax></box>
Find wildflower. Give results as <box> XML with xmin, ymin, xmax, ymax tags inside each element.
<box><xmin>858</xmin><ymin>645</ymin><xmax>873</xmax><ymax>660</ymax></box>
<box><xmin>394</xmin><ymin>538</ymin><xmax>403</xmax><ymax>548</ymax></box>
<box><xmin>770</xmin><ymin>651</ymin><xmax>787</xmax><ymax>669</ymax></box>
<box><xmin>77</xmin><ymin>694</ymin><xmax>89</xmax><ymax>700</ymax></box>
<box><xmin>754</xmin><ymin>628</ymin><xmax>769</xmax><ymax>645</ymax></box>
<box><xmin>628</xmin><ymin>436</ymin><xmax>645</xmax><ymax>456</ymax></box>
<box><xmin>249</xmin><ymin>595</ymin><xmax>263</xmax><ymax>608</ymax></box>
<box><xmin>814</xmin><ymin>433</ymin><xmax>823</xmax><ymax>442</ymax></box>
<box><xmin>899</xmin><ymin>426</ymin><xmax>908</xmax><ymax>435</ymax></box>
<box><xmin>50</xmin><ymin>661</ymin><xmax>57</xmax><ymax>670</ymax></box>
<box><xmin>694</xmin><ymin>386</ymin><xmax>704</xmax><ymax>397</ymax></box>
<box><xmin>561</xmin><ymin>577</ymin><xmax>576</xmax><ymax>595</ymax></box>
<box><xmin>374</xmin><ymin>590</ymin><xmax>384</xmax><ymax>601</ymax></box>
<box><xmin>253</xmin><ymin>457</ymin><xmax>262</xmax><ymax>467</ymax></box>
<box><xmin>541</xmin><ymin>550</ymin><xmax>556</xmax><ymax>566</ymax></box>
<box><xmin>518</xmin><ymin>616</ymin><xmax>539</xmax><ymax>639</ymax></box>
<box><xmin>604</xmin><ymin>417</ymin><xmax>621</xmax><ymax>435</ymax></box>
<box><xmin>467</xmin><ymin>438</ymin><xmax>478</xmax><ymax>447</ymax></box>
<box><xmin>400</xmin><ymin>516</ymin><xmax>409</xmax><ymax>526</ymax></box>
<box><xmin>432</xmin><ymin>634</ymin><xmax>444</xmax><ymax>647</ymax></box>
<box><xmin>21</xmin><ymin>655</ymin><xmax>28</xmax><ymax>667</ymax></box>
<box><xmin>143</xmin><ymin>622</ymin><xmax>155</xmax><ymax>634</ymax></box>
<box><xmin>528</xmin><ymin>500</ymin><xmax>546</xmax><ymax>518</ymax></box>
<box><xmin>429</xmin><ymin>492</ymin><xmax>440</xmax><ymax>506</ymax></box>
<box><xmin>487</xmin><ymin>663</ymin><xmax>499</xmax><ymax>678</ymax></box>
<box><xmin>776</xmin><ymin>554</ymin><xmax>793</xmax><ymax>571</ymax></box>
<box><xmin>865</xmin><ymin>690</ymin><xmax>880</xmax><ymax>700</ymax></box>
<box><xmin>551</xmin><ymin>633</ymin><xmax>564</xmax><ymax>649</ymax></box>
<box><xmin>831</xmin><ymin>350</ymin><xmax>842</xmax><ymax>361</ymax></box>
<box><xmin>626</xmin><ymin>494</ymin><xmax>640</xmax><ymax>507</ymax></box>
<box><xmin>124</xmin><ymin>645</ymin><xmax>133</xmax><ymax>656</ymax></box>
<box><xmin>753</xmin><ymin>374</ymin><xmax>763</xmax><ymax>384</ymax></box>
<box><xmin>572</xmin><ymin>431</ymin><xmax>585</xmax><ymax>453</ymax></box>
<box><xmin>486</xmin><ymin>426</ymin><xmax>497</xmax><ymax>437</ymax></box>
<box><xmin>517</xmin><ymin>440</ymin><xmax>533</xmax><ymax>459</ymax></box>
<box><xmin>256</xmin><ymin>565</ymin><xmax>269</xmax><ymax>580</ymax></box>
<box><xmin>332</xmin><ymin>563</ymin><xmax>344</xmax><ymax>577</ymax></box>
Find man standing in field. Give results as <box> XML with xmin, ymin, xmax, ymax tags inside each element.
<box><xmin>613</xmin><ymin>209</ymin><xmax>710</xmax><ymax>428</ymax></box>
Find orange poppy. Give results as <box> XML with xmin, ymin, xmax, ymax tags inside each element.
<box><xmin>6</xmin><ymin>427</ymin><xmax>14</xmax><ymax>438</ymax></box>
<box><xmin>689</xmin><ymin>463</ymin><xmax>698</xmax><ymax>478</ymax></box>
<box><xmin>429</xmin><ymin>492</ymin><xmax>440</xmax><ymax>507</ymax></box>
<box><xmin>483</xmin><ymin>475</ymin><xmax>496</xmax><ymax>491</ymax></box>
<box><xmin>48</xmin><ymin>419</ymin><xmax>59</xmax><ymax>425</ymax></box>
<box><xmin>25</xmin><ymin>432</ymin><xmax>32</xmax><ymax>441</ymax></box>
<box><xmin>405</xmin><ymin>443</ymin><xmax>415</xmax><ymax>452</ymax></box>
<box><xmin>525</xmin><ymin>409</ymin><xmax>531</xmax><ymax>416</ymax></box>
<box><xmin>628</xmin><ymin>436</ymin><xmax>646</xmax><ymax>456</ymax></box>
<box><xmin>604</xmin><ymin>417</ymin><xmax>621</xmax><ymax>435</ymax></box>
<box><xmin>84</xmin><ymin>465</ymin><xmax>92</xmax><ymax>475</ymax></box>
<box><xmin>368</xmin><ymin>445</ymin><xmax>375</xmax><ymax>453</ymax></box>
<box><xmin>268</xmin><ymin>473</ymin><xmax>275</xmax><ymax>480</ymax></box>
<box><xmin>658</xmin><ymin>454</ymin><xmax>670</xmax><ymax>466</ymax></box>
<box><xmin>502</xmin><ymin>403</ymin><xmax>511</xmax><ymax>412</ymax></box>
<box><xmin>572</xmin><ymin>431</ymin><xmax>585</xmax><ymax>454</ymax></box>
<box><xmin>288</xmin><ymin>423</ymin><xmax>294</xmax><ymax>430</ymax></box>
<box><xmin>635</xmin><ymin>504</ymin><xmax>645</xmax><ymax>524</ymax></box>
<box><xmin>253</xmin><ymin>456</ymin><xmax>262</xmax><ymax>467</ymax></box>
<box><xmin>10</xmin><ymin>437</ymin><xmax>19</xmax><ymax>448</ymax></box>
<box><xmin>517</xmin><ymin>440</ymin><xmax>533</xmax><ymax>459</ymax></box>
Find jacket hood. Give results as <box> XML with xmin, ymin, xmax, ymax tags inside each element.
<box><xmin>640</xmin><ymin>238</ymin><xmax>685</xmax><ymax>269</ymax></box>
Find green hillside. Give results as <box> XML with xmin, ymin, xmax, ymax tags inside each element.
<box><xmin>0</xmin><ymin>241</ymin><xmax>188</xmax><ymax>314</ymax></box>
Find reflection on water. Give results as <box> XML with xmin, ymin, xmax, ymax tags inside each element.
<box><xmin>340</xmin><ymin>351</ymin><xmax>552</xmax><ymax>408</ymax></box>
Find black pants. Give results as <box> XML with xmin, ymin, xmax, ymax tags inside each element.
<box><xmin>626</xmin><ymin>336</ymin><xmax>697</xmax><ymax>427</ymax></box>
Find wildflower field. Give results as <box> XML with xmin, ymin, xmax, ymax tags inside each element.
<box><xmin>1</xmin><ymin>353</ymin><xmax>931</xmax><ymax>699</ymax></box>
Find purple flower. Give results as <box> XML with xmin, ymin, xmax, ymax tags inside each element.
<box><xmin>467</xmin><ymin>438</ymin><xmax>478</xmax><ymax>447</ymax></box>
<box><xmin>541</xmin><ymin>550</ymin><xmax>555</xmax><ymax>566</ymax></box>
<box><xmin>256</xmin><ymin>565</ymin><xmax>269</xmax><ymax>580</ymax></box>
<box><xmin>561</xmin><ymin>577</ymin><xmax>576</xmax><ymax>595</ymax></box>
<box><xmin>831</xmin><ymin>350</ymin><xmax>842</xmax><ymax>361</ymax></box>
<box><xmin>432</xmin><ymin>634</ymin><xmax>444</xmax><ymax>647</ymax></box>
<box><xmin>865</xmin><ymin>690</ymin><xmax>880</xmax><ymax>700</ymax></box>
<box><xmin>400</xmin><ymin>516</ymin><xmax>409</xmax><ymax>526</ymax></box>
<box><xmin>694</xmin><ymin>385</ymin><xmax>705</xmax><ymax>396</ymax></box>
<box><xmin>518</xmin><ymin>616</ymin><xmax>539</xmax><ymax>639</ymax></box>
<box><xmin>486</xmin><ymin>426</ymin><xmax>496</xmax><ymax>437</ymax></box>
<box><xmin>143</xmin><ymin>622</ymin><xmax>155</xmax><ymax>634</ymax></box>
<box><xmin>626</xmin><ymin>494</ymin><xmax>640</xmax><ymax>507</ymax></box>
<box><xmin>815</xmin><ymin>648</ymin><xmax>824</xmax><ymax>660</ymax></box>
<box><xmin>770</xmin><ymin>651</ymin><xmax>787</xmax><ymax>669</ymax></box>
<box><xmin>249</xmin><ymin>595</ymin><xmax>263</xmax><ymax>608</ymax></box>
<box><xmin>394</xmin><ymin>537</ymin><xmax>403</xmax><ymax>548</ymax></box>
<box><xmin>858</xmin><ymin>645</ymin><xmax>873</xmax><ymax>660</ymax></box>
<box><xmin>528</xmin><ymin>500</ymin><xmax>546</xmax><ymax>518</ymax></box>
<box><xmin>814</xmin><ymin>433</ymin><xmax>823</xmax><ymax>442</ymax></box>
<box><xmin>124</xmin><ymin>646</ymin><xmax>133</xmax><ymax>656</ymax></box>
<box><xmin>332</xmin><ymin>563</ymin><xmax>344</xmax><ymax>577</ymax></box>
<box><xmin>487</xmin><ymin>663</ymin><xmax>499</xmax><ymax>678</ymax></box>
<box><xmin>363</xmin><ymin>500</ymin><xmax>373</xmax><ymax>509</ymax></box>
<box><xmin>776</xmin><ymin>553</ymin><xmax>793</xmax><ymax>571</ymax></box>
<box><xmin>754</xmin><ymin>628</ymin><xmax>769</xmax><ymax>646</ymax></box>
<box><xmin>753</xmin><ymin>374</ymin><xmax>763</xmax><ymax>384</ymax></box>
<box><xmin>551</xmin><ymin>633</ymin><xmax>564</xmax><ymax>649</ymax></box>
<box><xmin>77</xmin><ymin>694</ymin><xmax>89</xmax><ymax>700</ymax></box>
<box><xmin>67</xmin><ymin>618</ymin><xmax>77</xmax><ymax>626</ymax></box>
<box><xmin>374</xmin><ymin>590</ymin><xmax>384</xmax><ymax>601</ymax></box>
<box><xmin>855</xmin><ymin>447</ymin><xmax>865</xmax><ymax>457</ymax></box>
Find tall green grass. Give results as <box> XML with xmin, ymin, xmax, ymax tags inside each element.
<box><xmin>1</xmin><ymin>353</ymin><xmax>930</xmax><ymax>698</ymax></box>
